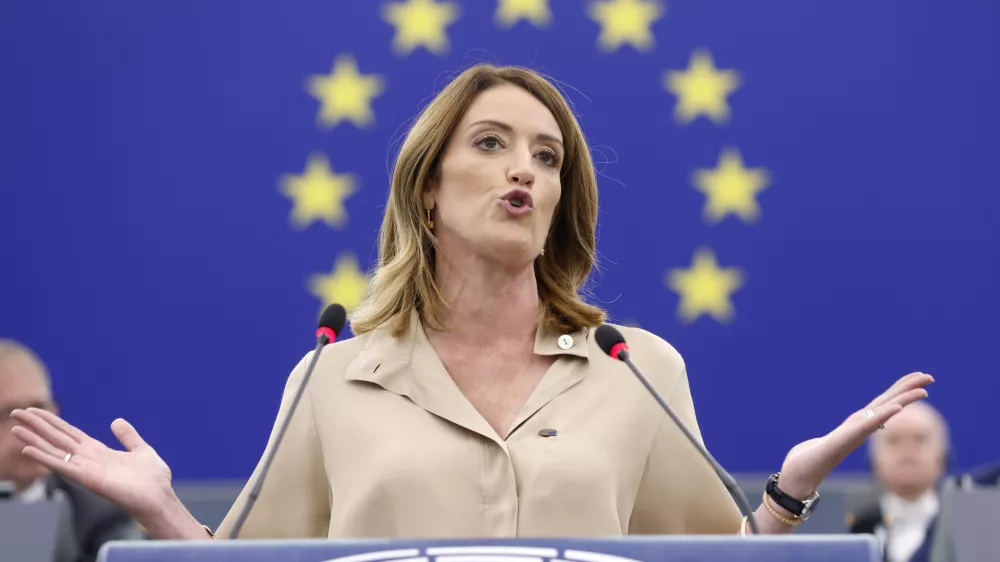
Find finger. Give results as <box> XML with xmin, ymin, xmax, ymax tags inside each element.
<box><xmin>852</xmin><ymin>389</ymin><xmax>928</xmax><ymax>438</ymax></box>
<box><xmin>833</xmin><ymin>389</ymin><xmax>925</xmax><ymax>445</ymax></box>
<box><xmin>10</xmin><ymin>409</ymin><xmax>81</xmax><ymax>453</ymax></box>
<box><xmin>27</xmin><ymin>407</ymin><xmax>88</xmax><ymax>443</ymax></box>
<box><xmin>111</xmin><ymin>418</ymin><xmax>147</xmax><ymax>453</ymax></box>
<box><xmin>825</xmin><ymin>403</ymin><xmax>904</xmax><ymax>458</ymax></box>
<box><xmin>867</xmin><ymin>372</ymin><xmax>927</xmax><ymax>407</ymax></box>
<box><xmin>876</xmin><ymin>374</ymin><xmax>933</xmax><ymax>409</ymax></box>
<box><xmin>868</xmin><ymin>373</ymin><xmax>934</xmax><ymax>409</ymax></box>
<box><xmin>870</xmin><ymin>371</ymin><xmax>926</xmax><ymax>399</ymax></box>
<box><xmin>20</xmin><ymin>445</ymin><xmax>90</xmax><ymax>483</ymax></box>
<box><xmin>10</xmin><ymin>425</ymin><xmax>68</xmax><ymax>459</ymax></box>
<box><xmin>865</xmin><ymin>404</ymin><xmax>903</xmax><ymax>431</ymax></box>
<box><xmin>817</xmin><ymin>385</ymin><xmax>933</xmax><ymax>475</ymax></box>
<box><xmin>882</xmin><ymin>387</ymin><xmax>930</xmax><ymax>412</ymax></box>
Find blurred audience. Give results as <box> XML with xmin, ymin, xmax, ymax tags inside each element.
<box><xmin>848</xmin><ymin>402</ymin><xmax>950</xmax><ymax>562</ymax></box>
<box><xmin>0</xmin><ymin>339</ymin><xmax>144</xmax><ymax>562</ymax></box>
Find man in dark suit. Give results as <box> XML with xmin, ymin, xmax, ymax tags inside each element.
<box><xmin>847</xmin><ymin>402</ymin><xmax>950</xmax><ymax>562</ymax></box>
<box><xmin>0</xmin><ymin>339</ymin><xmax>144</xmax><ymax>561</ymax></box>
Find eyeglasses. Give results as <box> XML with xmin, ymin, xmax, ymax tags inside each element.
<box><xmin>0</xmin><ymin>401</ymin><xmax>56</xmax><ymax>425</ymax></box>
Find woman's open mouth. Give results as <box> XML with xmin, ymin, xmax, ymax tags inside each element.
<box><xmin>498</xmin><ymin>189</ymin><xmax>534</xmax><ymax>216</ymax></box>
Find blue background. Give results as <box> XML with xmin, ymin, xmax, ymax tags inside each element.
<box><xmin>2</xmin><ymin>1</ymin><xmax>997</xmax><ymax>480</ymax></box>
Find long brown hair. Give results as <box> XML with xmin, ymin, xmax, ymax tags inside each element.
<box><xmin>349</xmin><ymin>64</ymin><xmax>605</xmax><ymax>337</ymax></box>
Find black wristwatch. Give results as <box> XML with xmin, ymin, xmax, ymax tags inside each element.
<box><xmin>765</xmin><ymin>473</ymin><xmax>821</xmax><ymax>521</ymax></box>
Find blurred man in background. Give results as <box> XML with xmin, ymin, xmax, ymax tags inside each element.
<box><xmin>0</xmin><ymin>339</ymin><xmax>143</xmax><ymax>562</ymax></box>
<box><xmin>848</xmin><ymin>402</ymin><xmax>950</xmax><ymax>562</ymax></box>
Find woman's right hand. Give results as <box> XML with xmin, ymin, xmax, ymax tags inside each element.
<box><xmin>9</xmin><ymin>408</ymin><xmax>205</xmax><ymax>538</ymax></box>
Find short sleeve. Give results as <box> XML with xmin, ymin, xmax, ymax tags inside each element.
<box><xmin>628</xmin><ymin>367</ymin><xmax>743</xmax><ymax>534</ymax></box>
<box><xmin>213</xmin><ymin>352</ymin><xmax>330</xmax><ymax>539</ymax></box>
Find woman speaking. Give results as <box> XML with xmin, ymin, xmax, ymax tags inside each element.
<box><xmin>9</xmin><ymin>64</ymin><xmax>932</xmax><ymax>540</ymax></box>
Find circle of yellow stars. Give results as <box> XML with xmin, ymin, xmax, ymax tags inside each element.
<box><xmin>661</xmin><ymin>46</ymin><xmax>772</xmax><ymax>325</ymax></box>
<box><xmin>276</xmin><ymin>0</ymin><xmax>773</xmax><ymax>326</ymax></box>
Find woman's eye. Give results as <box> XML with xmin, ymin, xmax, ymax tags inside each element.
<box><xmin>474</xmin><ymin>134</ymin><xmax>503</xmax><ymax>150</ymax></box>
<box><xmin>536</xmin><ymin>150</ymin><xmax>559</xmax><ymax>167</ymax></box>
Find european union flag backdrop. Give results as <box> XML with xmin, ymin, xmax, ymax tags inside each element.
<box><xmin>3</xmin><ymin>1</ymin><xmax>998</xmax><ymax>480</ymax></box>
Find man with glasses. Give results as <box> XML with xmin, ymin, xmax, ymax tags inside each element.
<box><xmin>0</xmin><ymin>339</ymin><xmax>143</xmax><ymax>561</ymax></box>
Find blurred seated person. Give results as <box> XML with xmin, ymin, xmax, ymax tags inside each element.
<box><xmin>848</xmin><ymin>402</ymin><xmax>950</xmax><ymax>562</ymax></box>
<box><xmin>0</xmin><ymin>339</ymin><xmax>144</xmax><ymax>562</ymax></box>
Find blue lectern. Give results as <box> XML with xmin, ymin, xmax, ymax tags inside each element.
<box><xmin>98</xmin><ymin>536</ymin><xmax>881</xmax><ymax>562</ymax></box>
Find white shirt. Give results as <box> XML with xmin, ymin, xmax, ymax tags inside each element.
<box><xmin>878</xmin><ymin>490</ymin><xmax>939</xmax><ymax>562</ymax></box>
<box><xmin>15</xmin><ymin>478</ymin><xmax>47</xmax><ymax>504</ymax></box>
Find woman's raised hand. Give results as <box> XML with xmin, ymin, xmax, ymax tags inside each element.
<box><xmin>9</xmin><ymin>408</ymin><xmax>190</xmax><ymax>533</ymax></box>
<box><xmin>774</xmin><ymin>372</ymin><xmax>934</xmax><ymax>500</ymax></box>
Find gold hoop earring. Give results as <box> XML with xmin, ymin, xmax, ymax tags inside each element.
<box><xmin>426</xmin><ymin>205</ymin><xmax>434</xmax><ymax>229</ymax></box>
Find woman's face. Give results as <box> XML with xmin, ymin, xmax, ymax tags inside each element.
<box><xmin>427</xmin><ymin>84</ymin><xmax>564</xmax><ymax>267</ymax></box>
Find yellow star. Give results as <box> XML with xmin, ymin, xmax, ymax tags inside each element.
<box><xmin>496</xmin><ymin>0</ymin><xmax>552</xmax><ymax>28</ymax></box>
<box><xmin>665</xmin><ymin>248</ymin><xmax>744</xmax><ymax>324</ymax></box>
<box><xmin>382</xmin><ymin>0</ymin><xmax>460</xmax><ymax>56</ymax></box>
<box><xmin>306</xmin><ymin>55</ymin><xmax>384</xmax><ymax>129</ymax></box>
<box><xmin>308</xmin><ymin>253</ymin><xmax>370</xmax><ymax>314</ymax></box>
<box><xmin>692</xmin><ymin>148</ymin><xmax>771</xmax><ymax>224</ymax></box>
<box><xmin>587</xmin><ymin>0</ymin><xmax>664</xmax><ymax>53</ymax></box>
<box><xmin>279</xmin><ymin>153</ymin><xmax>356</xmax><ymax>230</ymax></box>
<box><xmin>664</xmin><ymin>49</ymin><xmax>741</xmax><ymax>124</ymax></box>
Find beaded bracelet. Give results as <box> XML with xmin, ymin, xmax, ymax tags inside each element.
<box><xmin>762</xmin><ymin>491</ymin><xmax>802</xmax><ymax>526</ymax></box>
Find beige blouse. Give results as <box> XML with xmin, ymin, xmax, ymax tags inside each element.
<box><xmin>213</xmin><ymin>311</ymin><xmax>742</xmax><ymax>539</ymax></box>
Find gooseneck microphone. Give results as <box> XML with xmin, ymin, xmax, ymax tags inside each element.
<box><xmin>594</xmin><ymin>324</ymin><xmax>760</xmax><ymax>535</ymax></box>
<box><xmin>227</xmin><ymin>304</ymin><xmax>347</xmax><ymax>539</ymax></box>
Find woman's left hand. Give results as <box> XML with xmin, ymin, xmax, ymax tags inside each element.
<box><xmin>772</xmin><ymin>372</ymin><xmax>934</xmax><ymax>500</ymax></box>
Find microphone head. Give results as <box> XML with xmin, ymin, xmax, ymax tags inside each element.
<box><xmin>316</xmin><ymin>304</ymin><xmax>347</xmax><ymax>343</ymax></box>
<box><xmin>595</xmin><ymin>324</ymin><xmax>629</xmax><ymax>361</ymax></box>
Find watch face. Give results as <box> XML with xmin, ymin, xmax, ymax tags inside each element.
<box><xmin>801</xmin><ymin>495</ymin><xmax>821</xmax><ymax>518</ymax></box>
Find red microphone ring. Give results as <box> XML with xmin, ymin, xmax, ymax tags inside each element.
<box><xmin>316</xmin><ymin>327</ymin><xmax>337</xmax><ymax>342</ymax></box>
